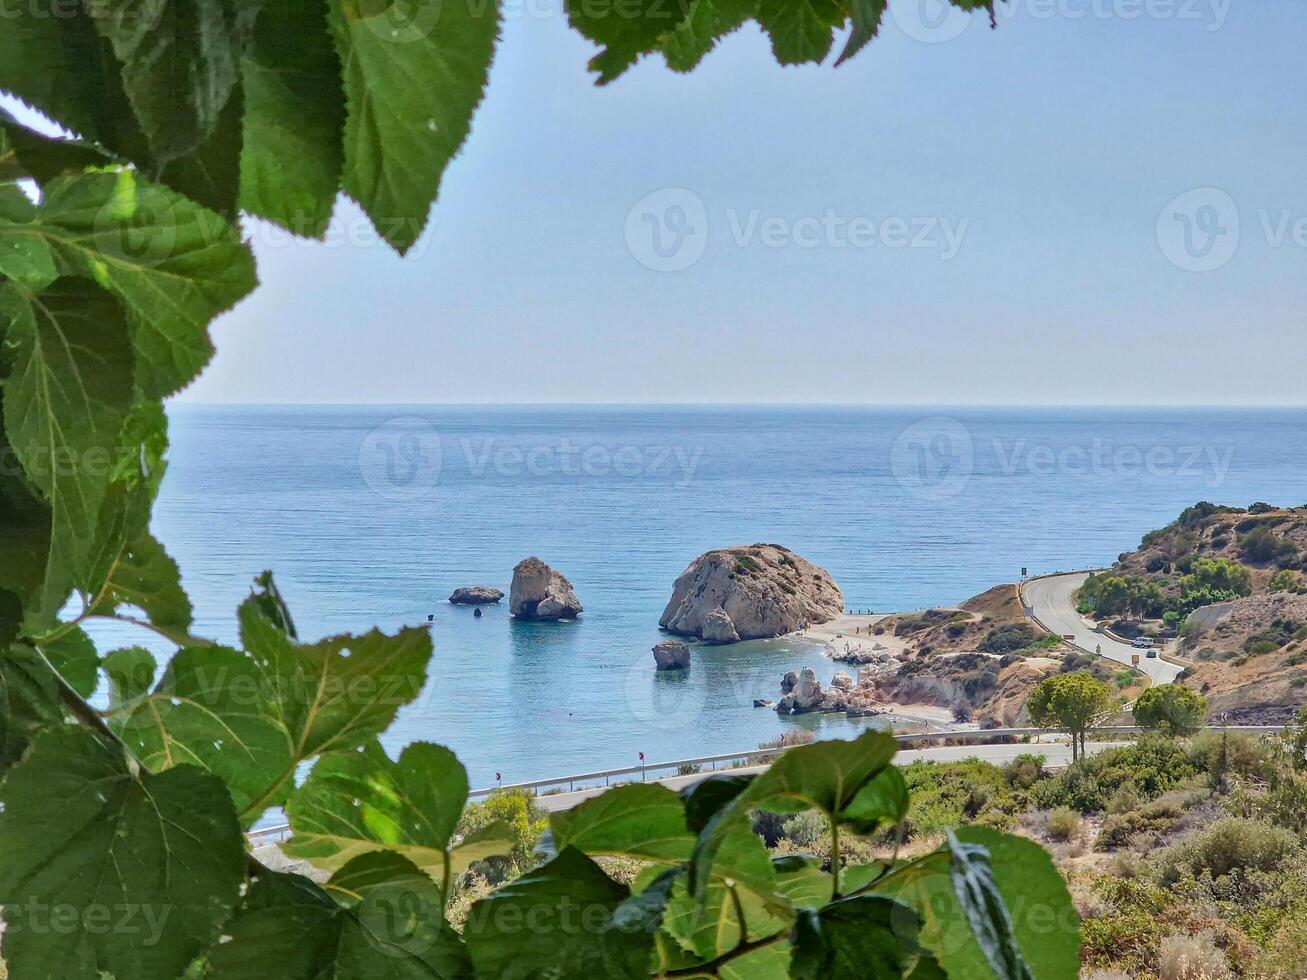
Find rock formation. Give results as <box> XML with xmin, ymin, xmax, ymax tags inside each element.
<box><xmin>652</xmin><ymin>639</ymin><xmax>691</xmax><ymax>671</ymax></box>
<box><xmin>449</xmin><ymin>586</ymin><xmax>504</xmax><ymax>605</ymax></box>
<box><xmin>659</xmin><ymin>544</ymin><xmax>843</xmax><ymax>643</ymax></box>
<box><xmin>509</xmin><ymin>558</ymin><xmax>582</xmax><ymax>620</ymax></box>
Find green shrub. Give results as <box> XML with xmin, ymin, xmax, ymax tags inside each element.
<box><xmin>457</xmin><ymin>789</ymin><xmax>549</xmax><ymax>883</ymax></box>
<box><xmin>1034</xmin><ymin>737</ymin><xmax>1197</xmax><ymax>812</ymax></box>
<box><xmin>1187</xmin><ymin>730</ymin><xmax>1271</xmax><ymax>781</ymax></box>
<box><xmin>780</xmin><ymin>809</ymin><xmax>828</xmax><ymax>848</ymax></box>
<box><xmin>1003</xmin><ymin>753</ymin><xmax>1046</xmax><ymax>791</ymax></box>
<box><xmin>977</xmin><ymin>623</ymin><xmax>1043</xmax><ymax>653</ymax></box>
<box><xmin>1270</xmin><ymin>569</ymin><xmax>1301</xmax><ymax>592</ymax></box>
<box><xmin>899</xmin><ymin>758</ymin><xmax>1025</xmax><ymax>838</ymax></box>
<box><xmin>1046</xmin><ymin>806</ymin><xmax>1081</xmax><ymax>840</ymax></box>
<box><xmin>1153</xmin><ymin>818</ymin><xmax>1300</xmax><ymax>888</ymax></box>
<box><xmin>1096</xmin><ymin>799</ymin><xmax>1183</xmax><ymax>851</ymax></box>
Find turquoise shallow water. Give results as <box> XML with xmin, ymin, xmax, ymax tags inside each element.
<box><xmin>89</xmin><ymin>405</ymin><xmax>1307</xmax><ymax>792</ymax></box>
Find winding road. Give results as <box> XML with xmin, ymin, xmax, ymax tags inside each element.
<box><xmin>1022</xmin><ymin>572</ymin><xmax>1183</xmax><ymax>685</ymax></box>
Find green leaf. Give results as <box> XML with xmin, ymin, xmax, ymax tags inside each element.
<box><xmin>35</xmin><ymin>626</ymin><xmax>99</xmax><ymax>698</ymax></box>
<box><xmin>0</xmin><ymin>728</ymin><xmax>245</xmax><ymax>980</ymax></box>
<box><xmin>328</xmin><ymin>0</ymin><xmax>499</xmax><ymax>254</ymax></box>
<box><xmin>690</xmin><ymin>731</ymin><xmax>898</xmax><ymax>898</ymax></box>
<box><xmin>791</xmin><ymin>894</ymin><xmax>922</xmax><ymax>979</ymax></box>
<box><xmin>680</xmin><ymin>772</ymin><xmax>753</xmax><ymax>832</ymax></box>
<box><xmin>1</xmin><ymin>278</ymin><xmax>136</xmax><ymax>618</ymax></box>
<box><xmin>0</xmin><ymin>109</ymin><xmax>122</xmax><ymax>186</ymax></box>
<box><xmin>874</xmin><ymin>829</ymin><xmax>1078</xmax><ymax>980</ymax></box>
<box><xmin>27</xmin><ymin>170</ymin><xmax>258</xmax><ymax>397</ymax></box>
<box><xmin>0</xmin><ymin>645</ymin><xmax>62</xmax><ymax>770</ymax></box>
<box><xmin>0</xmin><ymin>447</ymin><xmax>53</xmax><ymax>636</ymax></box>
<box><xmin>660</xmin><ymin>0</ymin><xmax>757</xmax><ymax>72</ymax></box>
<box><xmin>101</xmin><ymin>644</ymin><xmax>156</xmax><ymax>722</ymax></box>
<box><xmin>549</xmin><ymin>783</ymin><xmax>694</xmax><ymax>863</ymax></box>
<box><xmin>720</xmin><ymin>940</ymin><xmax>792</xmax><ymax>979</ymax></box>
<box><xmin>117</xmin><ymin>644</ymin><xmax>295</xmax><ymax>826</ymax></box>
<box><xmin>755</xmin><ymin>0</ymin><xmax>844</xmax><ymax>64</ymax></box>
<box><xmin>0</xmin><ymin>9</ymin><xmax>147</xmax><ymax>158</ymax></box>
<box><xmin>238</xmin><ymin>584</ymin><xmax>433</xmax><ymax>761</ymax></box>
<box><xmin>158</xmin><ymin>87</ymin><xmax>245</xmax><ymax>217</ymax></box>
<box><xmin>946</xmin><ymin>831</ymin><xmax>1032</xmax><ymax>980</ymax></box>
<box><xmin>568</xmin><ymin>0</ymin><xmax>692</xmax><ymax>83</ymax></box>
<box><xmin>842</xmin><ymin>763</ymin><xmax>910</xmax><ymax>834</ymax></box>
<box><xmin>93</xmin><ymin>0</ymin><xmax>264</xmax><ymax>163</ymax></box>
<box><xmin>464</xmin><ymin>846</ymin><xmax>668</xmax><ymax>979</ymax></box>
<box><xmin>88</xmin><ymin>530</ymin><xmax>195</xmax><ymax>643</ymax></box>
<box><xmin>240</xmin><ymin>0</ymin><xmax>346</xmax><ymax>237</ymax></box>
<box><xmin>284</xmin><ymin>740</ymin><xmax>510</xmax><ymax>877</ymax></box>
<box><xmin>834</xmin><ymin>0</ymin><xmax>886</xmax><ymax>66</ymax></box>
<box><xmin>954</xmin><ymin>827</ymin><xmax>1080</xmax><ymax>980</ymax></box>
<box><xmin>208</xmin><ymin>855</ymin><xmax>472</xmax><ymax>979</ymax></box>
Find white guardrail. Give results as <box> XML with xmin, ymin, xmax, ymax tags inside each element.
<box><xmin>245</xmin><ymin>724</ymin><xmax>1285</xmax><ymax>847</ymax></box>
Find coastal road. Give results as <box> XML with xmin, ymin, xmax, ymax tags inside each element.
<box><xmin>529</xmin><ymin>739</ymin><xmax>1126</xmax><ymax>812</ymax></box>
<box><xmin>1022</xmin><ymin>572</ymin><xmax>1183</xmax><ymax>685</ymax></box>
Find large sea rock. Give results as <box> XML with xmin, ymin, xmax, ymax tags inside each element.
<box><xmin>659</xmin><ymin>544</ymin><xmax>843</xmax><ymax>643</ymax></box>
<box><xmin>509</xmin><ymin>557</ymin><xmax>582</xmax><ymax>620</ymax></box>
<box><xmin>449</xmin><ymin>586</ymin><xmax>504</xmax><ymax>605</ymax></box>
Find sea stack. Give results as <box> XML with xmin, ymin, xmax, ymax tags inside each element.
<box><xmin>659</xmin><ymin>544</ymin><xmax>843</xmax><ymax>643</ymax></box>
<box><xmin>509</xmin><ymin>557</ymin><xmax>582</xmax><ymax>620</ymax></box>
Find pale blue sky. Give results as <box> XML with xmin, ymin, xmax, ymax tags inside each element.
<box><xmin>13</xmin><ymin>1</ymin><xmax>1307</xmax><ymax>404</ymax></box>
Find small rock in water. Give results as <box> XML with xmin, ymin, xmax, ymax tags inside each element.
<box><xmin>450</xmin><ymin>586</ymin><xmax>504</xmax><ymax>605</ymax></box>
<box><xmin>652</xmin><ymin>639</ymin><xmax>691</xmax><ymax>671</ymax></box>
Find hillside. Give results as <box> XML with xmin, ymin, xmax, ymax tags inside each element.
<box><xmin>1084</xmin><ymin>502</ymin><xmax>1307</xmax><ymax>723</ymax></box>
<box><xmin>849</xmin><ymin>585</ymin><xmax>1145</xmax><ymax>727</ymax></box>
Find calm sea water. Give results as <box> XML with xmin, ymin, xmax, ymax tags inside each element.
<box><xmin>94</xmin><ymin>405</ymin><xmax>1307</xmax><ymax>792</ymax></box>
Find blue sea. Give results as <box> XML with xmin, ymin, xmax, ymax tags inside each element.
<box><xmin>97</xmin><ymin>405</ymin><xmax>1307</xmax><ymax>794</ymax></box>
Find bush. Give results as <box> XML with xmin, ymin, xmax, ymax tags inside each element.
<box><xmin>899</xmin><ymin>758</ymin><xmax>1026</xmax><ymax>838</ymax></box>
<box><xmin>1158</xmin><ymin>931</ymin><xmax>1231</xmax><ymax>980</ymax></box>
<box><xmin>780</xmin><ymin>810</ymin><xmax>828</xmax><ymax>848</ymax></box>
<box><xmin>1134</xmin><ymin>685</ymin><xmax>1208</xmax><ymax>735</ymax></box>
<box><xmin>1003</xmin><ymin>753</ymin><xmax>1046</xmax><ymax>791</ymax></box>
<box><xmin>1034</xmin><ymin>737</ymin><xmax>1197</xmax><ymax>812</ymax></box>
<box><xmin>1270</xmin><ymin>568</ymin><xmax>1301</xmax><ymax>592</ymax></box>
<box><xmin>1046</xmin><ymin>806</ymin><xmax>1081</xmax><ymax>841</ymax></box>
<box><xmin>457</xmin><ymin>789</ymin><xmax>549</xmax><ymax>883</ymax></box>
<box><xmin>1153</xmin><ymin>818</ymin><xmax>1300</xmax><ymax>888</ymax></box>
<box><xmin>978</xmin><ymin>623</ymin><xmax>1043</xmax><ymax>654</ymax></box>
<box><xmin>1187</xmin><ymin>730</ymin><xmax>1271</xmax><ymax>781</ymax></box>
<box><xmin>1096</xmin><ymin>799</ymin><xmax>1183</xmax><ymax>851</ymax></box>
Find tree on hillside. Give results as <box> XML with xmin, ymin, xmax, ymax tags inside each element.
<box><xmin>1028</xmin><ymin>671</ymin><xmax>1113</xmax><ymax>761</ymax></box>
<box><xmin>1133</xmin><ymin>685</ymin><xmax>1208</xmax><ymax>736</ymax></box>
<box><xmin>1181</xmin><ymin>558</ymin><xmax>1253</xmax><ymax>599</ymax></box>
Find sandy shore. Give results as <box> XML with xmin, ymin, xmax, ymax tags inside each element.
<box><xmin>790</xmin><ymin>613</ymin><xmax>966</xmax><ymax>729</ymax></box>
<box><xmin>792</xmin><ymin>613</ymin><xmax>911</xmax><ymax>662</ymax></box>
